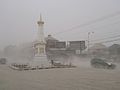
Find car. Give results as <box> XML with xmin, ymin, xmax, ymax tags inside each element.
<box><xmin>0</xmin><ymin>58</ymin><xmax>7</xmax><ymax>64</ymax></box>
<box><xmin>90</xmin><ymin>58</ymin><xmax>116</xmax><ymax>69</ymax></box>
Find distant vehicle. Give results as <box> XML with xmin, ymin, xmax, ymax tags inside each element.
<box><xmin>91</xmin><ymin>58</ymin><xmax>116</xmax><ymax>69</ymax></box>
<box><xmin>0</xmin><ymin>58</ymin><xmax>7</xmax><ymax>64</ymax></box>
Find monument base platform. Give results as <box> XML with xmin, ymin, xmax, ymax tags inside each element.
<box><xmin>29</xmin><ymin>55</ymin><xmax>51</xmax><ymax>68</ymax></box>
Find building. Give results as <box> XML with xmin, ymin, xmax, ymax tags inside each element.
<box><xmin>45</xmin><ymin>35</ymin><xmax>59</xmax><ymax>49</ymax></box>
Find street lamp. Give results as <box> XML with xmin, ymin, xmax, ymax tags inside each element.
<box><xmin>87</xmin><ymin>32</ymin><xmax>94</xmax><ymax>52</ymax></box>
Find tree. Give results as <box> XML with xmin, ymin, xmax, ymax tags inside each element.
<box><xmin>108</xmin><ymin>44</ymin><xmax>120</xmax><ymax>55</ymax></box>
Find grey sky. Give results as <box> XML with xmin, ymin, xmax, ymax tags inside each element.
<box><xmin>0</xmin><ymin>0</ymin><xmax>120</xmax><ymax>49</ymax></box>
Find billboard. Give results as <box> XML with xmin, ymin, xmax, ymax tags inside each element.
<box><xmin>46</xmin><ymin>41</ymin><xmax>66</xmax><ymax>48</ymax></box>
<box><xmin>69</xmin><ymin>41</ymin><xmax>86</xmax><ymax>50</ymax></box>
<box><xmin>46</xmin><ymin>41</ymin><xmax>56</xmax><ymax>48</ymax></box>
<box><xmin>55</xmin><ymin>42</ymin><xmax>66</xmax><ymax>48</ymax></box>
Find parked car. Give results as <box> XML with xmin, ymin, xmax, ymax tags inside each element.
<box><xmin>91</xmin><ymin>58</ymin><xmax>116</xmax><ymax>69</ymax></box>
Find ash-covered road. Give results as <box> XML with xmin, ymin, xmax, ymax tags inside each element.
<box><xmin>0</xmin><ymin>63</ymin><xmax>120</xmax><ymax>90</ymax></box>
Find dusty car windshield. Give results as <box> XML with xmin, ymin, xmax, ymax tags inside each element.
<box><xmin>0</xmin><ymin>0</ymin><xmax>120</xmax><ymax>90</ymax></box>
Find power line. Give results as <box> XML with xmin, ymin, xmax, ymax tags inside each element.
<box><xmin>53</xmin><ymin>11</ymin><xmax>120</xmax><ymax>35</ymax></box>
<box><xmin>91</xmin><ymin>34</ymin><xmax>120</xmax><ymax>42</ymax></box>
<box><xmin>90</xmin><ymin>38</ymin><xmax>120</xmax><ymax>45</ymax></box>
<box><xmin>70</xmin><ymin>21</ymin><xmax>120</xmax><ymax>39</ymax></box>
<box><xmin>88</xmin><ymin>21</ymin><xmax>120</xmax><ymax>33</ymax></box>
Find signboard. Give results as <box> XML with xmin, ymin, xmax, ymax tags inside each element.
<box><xmin>46</xmin><ymin>41</ymin><xmax>66</xmax><ymax>48</ymax></box>
<box><xmin>69</xmin><ymin>41</ymin><xmax>85</xmax><ymax>50</ymax></box>
<box><xmin>46</xmin><ymin>41</ymin><xmax>56</xmax><ymax>48</ymax></box>
<box><xmin>55</xmin><ymin>42</ymin><xmax>66</xmax><ymax>48</ymax></box>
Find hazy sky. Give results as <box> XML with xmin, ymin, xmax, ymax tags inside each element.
<box><xmin>0</xmin><ymin>0</ymin><xmax>120</xmax><ymax>49</ymax></box>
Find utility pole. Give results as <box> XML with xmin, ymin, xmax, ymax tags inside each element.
<box><xmin>87</xmin><ymin>32</ymin><xmax>94</xmax><ymax>54</ymax></box>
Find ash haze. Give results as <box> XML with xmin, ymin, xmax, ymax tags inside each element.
<box><xmin>0</xmin><ymin>0</ymin><xmax>120</xmax><ymax>49</ymax></box>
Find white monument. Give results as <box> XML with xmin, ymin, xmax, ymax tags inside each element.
<box><xmin>30</xmin><ymin>15</ymin><xmax>50</xmax><ymax>68</ymax></box>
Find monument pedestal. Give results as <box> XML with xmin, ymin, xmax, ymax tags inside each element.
<box><xmin>30</xmin><ymin>55</ymin><xmax>51</xmax><ymax>68</ymax></box>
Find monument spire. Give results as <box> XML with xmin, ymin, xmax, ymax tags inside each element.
<box><xmin>40</xmin><ymin>14</ymin><xmax>42</xmax><ymax>21</ymax></box>
<box><xmin>37</xmin><ymin>13</ymin><xmax>45</xmax><ymax>42</ymax></box>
